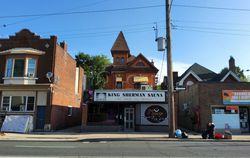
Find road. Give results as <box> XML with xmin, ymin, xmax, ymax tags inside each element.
<box><xmin>0</xmin><ymin>140</ymin><xmax>249</xmax><ymax>157</ymax></box>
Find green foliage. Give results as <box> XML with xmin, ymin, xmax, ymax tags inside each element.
<box><xmin>75</xmin><ymin>52</ymin><xmax>110</xmax><ymax>89</ymax></box>
<box><xmin>220</xmin><ymin>66</ymin><xmax>248</xmax><ymax>82</ymax></box>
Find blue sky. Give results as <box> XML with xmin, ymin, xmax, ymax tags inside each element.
<box><xmin>1</xmin><ymin>0</ymin><xmax>250</xmax><ymax>82</ymax></box>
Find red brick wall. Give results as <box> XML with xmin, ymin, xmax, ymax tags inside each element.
<box><xmin>0</xmin><ymin>30</ymin><xmax>56</xmax><ymax>84</ymax></box>
<box><xmin>177</xmin><ymin>82</ymin><xmax>250</xmax><ymax>131</ymax></box>
<box><xmin>50</xmin><ymin>44</ymin><xmax>84</xmax><ymax>129</ymax></box>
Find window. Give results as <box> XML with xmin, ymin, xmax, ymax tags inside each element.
<box><xmin>68</xmin><ymin>106</ymin><xmax>73</xmax><ymax>116</ymax></box>
<box><xmin>27</xmin><ymin>59</ymin><xmax>36</xmax><ymax>77</ymax></box>
<box><xmin>11</xmin><ymin>96</ymin><xmax>26</xmax><ymax>111</ymax></box>
<box><xmin>13</xmin><ymin>59</ymin><xmax>25</xmax><ymax>77</ymax></box>
<box><xmin>27</xmin><ymin>97</ymin><xmax>35</xmax><ymax>111</ymax></box>
<box><xmin>121</xmin><ymin>57</ymin><xmax>125</xmax><ymax>64</ymax></box>
<box><xmin>6</xmin><ymin>59</ymin><xmax>13</xmax><ymax>77</ymax></box>
<box><xmin>5</xmin><ymin>58</ymin><xmax>37</xmax><ymax>78</ymax></box>
<box><xmin>1</xmin><ymin>96</ymin><xmax>35</xmax><ymax>112</ymax></box>
<box><xmin>116</xmin><ymin>57</ymin><xmax>120</xmax><ymax>64</ymax></box>
<box><xmin>1</xmin><ymin>96</ymin><xmax>10</xmax><ymax>111</ymax></box>
<box><xmin>116</xmin><ymin>82</ymin><xmax>122</xmax><ymax>89</ymax></box>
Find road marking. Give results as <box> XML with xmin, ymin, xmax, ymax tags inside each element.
<box><xmin>99</xmin><ymin>141</ymin><xmax>107</xmax><ymax>143</ymax></box>
<box><xmin>15</xmin><ymin>145</ymin><xmax>76</xmax><ymax>149</ymax></box>
<box><xmin>82</xmin><ymin>141</ymin><xmax>90</xmax><ymax>144</ymax></box>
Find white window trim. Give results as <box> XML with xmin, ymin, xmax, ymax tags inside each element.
<box><xmin>1</xmin><ymin>96</ymin><xmax>36</xmax><ymax>112</ymax></box>
<box><xmin>5</xmin><ymin>58</ymin><xmax>37</xmax><ymax>78</ymax></box>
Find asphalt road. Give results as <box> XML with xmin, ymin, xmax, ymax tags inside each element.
<box><xmin>0</xmin><ymin>140</ymin><xmax>250</xmax><ymax>157</ymax></box>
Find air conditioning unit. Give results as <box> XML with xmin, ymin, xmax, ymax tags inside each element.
<box><xmin>141</xmin><ymin>85</ymin><xmax>153</xmax><ymax>90</ymax></box>
<box><xmin>27</xmin><ymin>73</ymin><xmax>35</xmax><ymax>78</ymax></box>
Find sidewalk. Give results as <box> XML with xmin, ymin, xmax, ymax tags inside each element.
<box><xmin>1</xmin><ymin>132</ymin><xmax>250</xmax><ymax>142</ymax></box>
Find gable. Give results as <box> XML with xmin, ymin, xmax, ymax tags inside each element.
<box><xmin>178</xmin><ymin>70</ymin><xmax>202</xmax><ymax>86</ymax></box>
<box><xmin>128</xmin><ymin>54</ymin><xmax>158</xmax><ymax>72</ymax></box>
<box><xmin>220</xmin><ymin>71</ymin><xmax>241</xmax><ymax>82</ymax></box>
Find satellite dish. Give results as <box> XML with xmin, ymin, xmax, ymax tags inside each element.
<box><xmin>46</xmin><ymin>72</ymin><xmax>53</xmax><ymax>82</ymax></box>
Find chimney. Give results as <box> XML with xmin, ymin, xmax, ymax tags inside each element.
<box><xmin>229</xmin><ymin>56</ymin><xmax>236</xmax><ymax>73</ymax></box>
<box><xmin>60</xmin><ymin>41</ymin><xmax>68</xmax><ymax>51</ymax></box>
<box><xmin>151</xmin><ymin>59</ymin><xmax>154</xmax><ymax>65</ymax></box>
<box><xmin>173</xmin><ymin>72</ymin><xmax>178</xmax><ymax>86</ymax></box>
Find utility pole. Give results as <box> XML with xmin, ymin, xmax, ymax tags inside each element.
<box><xmin>166</xmin><ymin>0</ymin><xmax>175</xmax><ymax>138</ymax></box>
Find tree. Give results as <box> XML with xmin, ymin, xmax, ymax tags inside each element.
<box><xmin>75</xmin><ymin>52</ymin><xmax>110</xmax><ymax>89</ymax></box>
<box><xmin>220</xmin><ymin>66</ymin><xmax>248</xmax><ymax>82</ymax></box>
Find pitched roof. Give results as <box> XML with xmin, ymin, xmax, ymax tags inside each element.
<box><xmin>111</xmin><ymin>31</ymin><xmax>130</xmax><ymax>52</ymax></box>
<box><xmin>179</xmin><ymin>63</ymin><xmax>217</xmax><ymax>82</ymax></box>
<box><xmin>128</xmin><ymin>53</ymin><xmax>158</xmax><ymax>72</ymax></box>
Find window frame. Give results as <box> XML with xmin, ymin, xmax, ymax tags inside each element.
<box><xmin>5</xmin><ymin>57</ymin><xmax>37</xmax><ymax>78</ymax></box>
<box><xmin>1</xmin><ymin>96</ymin><xmax>35</xmax><ymax>112</ymax></box>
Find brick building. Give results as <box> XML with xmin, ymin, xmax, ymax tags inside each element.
<box><xmin>83</xmin><ymin>32</ymin><xmax>169</xmax><ymax>132</ymax></box>
<box><xmin>174</xmin><ymin>57</ymin><xmax>250</xmax><ymax>134</ymax></box>
<box><xmin>0</xmin><ymin>29</ymin><xmax>84</xmax><ymax>131</ymax></box>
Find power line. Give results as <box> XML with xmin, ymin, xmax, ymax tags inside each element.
<box><xmin>1</xmin><ymin>3</ymin><xmax>250</xmax><ymax>20</ymax></box>
<box><xmin>172</xmin><ymin>19</ymin><xmax>250</xmax><ymax>26</ymax></box>
<box><xmin>173</xmin><ymin>4</ymin><xmax>250</xmax><ymax>12</ymax></box>
<box><xmin>2</xmin><ymin>0</ymin><xmax>110</xmax><ymax>27</ymax></box>
<box><xmin>0</xmin><ymin>4</ymin><xmax>164</xmax><ymax>19</ymax></box>
<box><xmin>174</xmin><ymin>25</ymin><xmax>250</xmax><ymax>33</ymax></box>
<box><xmin>174</xmin><ymin>28</ymin><xmax>250</xmax><ymax>37</ymax></box>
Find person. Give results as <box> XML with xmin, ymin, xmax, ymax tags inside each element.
<box><xmin>207</xmin><ymin>123</ymin><xmax>215</xmax><ymax>139</ymax></box>
<box><xmin>201</xmin><ymin>123</ymin><xmax>215</xmax><ymax>139</ymax></box>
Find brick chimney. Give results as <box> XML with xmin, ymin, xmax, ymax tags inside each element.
<box><xmin>173</xmin><ymin>72</ymin><xmax>178</xmax><ymax>86</ymax></box>
<box><xmin>229</xmin><ymin>56</ymin><xmax>236</xmax><ymax>73</ymax></box>
<box><xmin>60</xmin><ymin>41</ymin><xmax>68</xmax><ymax>51</ymax></box>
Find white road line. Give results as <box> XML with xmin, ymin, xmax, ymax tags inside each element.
<box><xmin>82</xmin><ymin>141</ymin><xmax>90</xmax><ymax>144</ymax></box>
<box><xmin>15</xmin><ymin>145</ymin><xmax>76</xmax><ymax>149</ymax></box>
<box><xmin>99</xmin><ymin>141</ymin><xmax>107</xmax><ymax>143</ymax></box>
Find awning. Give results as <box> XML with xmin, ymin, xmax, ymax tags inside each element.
<box><xmin>133</xmin><ymin>76</ymin><xmax>148</xmax><ymax>83</ymax></box>
<box><xmin>116</xmin><ymin>77</ymin><xmax>122</xmax><ymax>82</ymax></box>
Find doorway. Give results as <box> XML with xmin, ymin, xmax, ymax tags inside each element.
<box><xmin>124</xmin><ymin>107</ymin><xmax>134</xmax><ymax>131</ymax></box>
<box><xmin>239</xmin><ymin>107</ymin><xmax>249</xmax><ymax>132</ymax></box>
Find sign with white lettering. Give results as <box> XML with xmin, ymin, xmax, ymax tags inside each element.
<box><xmin>223</xmin><ymin>90</ymin><xmax>250</xmax><ymax>104</ymax></box>
<box><xmin>94</xmin><ymin>90</ymin><xmax>166</xmax><ymax>102</ymax></box>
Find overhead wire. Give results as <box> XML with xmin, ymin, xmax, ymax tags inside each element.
<box><xmin>2</xmin><ymin>0</ymin><xmax>110</xmax><ymax>27</ymax></box>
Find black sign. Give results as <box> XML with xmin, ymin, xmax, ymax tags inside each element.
<box><xmin>144</xmin><ymin>105</ymin><xmax>167</xmax><ymax>123</ymax></box>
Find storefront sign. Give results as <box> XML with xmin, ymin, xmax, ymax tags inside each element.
<box><xmin>223</xmin><ymin>90</ymin><xmax>250</xmax><ymax>104</ymax></box>
<box><xmin>140</xmin><ymin>104</ymin><xmax>168</xmax><ymax>125</ymax></box>
<box><xmin>94</xmin><ymin>90</ymin><xmax>166</xmax><ymax>102</ymax></box>
<box><xmin>144</xmin><ymin>105</ymin><xmax>167</xmax><ymax>123</ymax></box>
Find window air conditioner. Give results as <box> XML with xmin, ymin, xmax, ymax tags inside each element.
<box><xmin>141</xmin><ymin>85</ymin><xmax>153</xmax><ymax>90</ymax></box>
<box><xmin>27</xmin><ymin>73</ymin><xmax>35</xmax><ymax>77</ymax></box>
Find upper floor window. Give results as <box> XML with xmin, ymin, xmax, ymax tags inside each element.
<box><xmin>116</xmin><ymin>57</ymin><xmax>120</xmax><ymax>64</ymax></box>
<box><xmin>121</xmin><ymin>57</ymin><xmax>125</xmax><ymax>64</ymax></box>
<box><xmin>136</xmin><ymin>62</ymin><xmax>145</xmax><ymax>67</ymax></box>
<box><xmin>5</xmin><ymin>58</ymin><xmax>37</xmax><ymax>78</ymax></box>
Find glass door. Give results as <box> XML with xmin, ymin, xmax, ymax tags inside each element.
<box><xmin>124</xmin><ymin>107</ymin><xmax>134</xmax><ymax>131</ymax></box>
<box><xmin>239</xmin><ymin>107</ymin><xmax>249</xmax><ymax>132</ymax></box>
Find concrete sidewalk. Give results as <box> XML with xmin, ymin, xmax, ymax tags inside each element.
<box><xmin>1</xmin><ymin>132</ymin><xmax>250</xmax><ymax>142</ymax></box>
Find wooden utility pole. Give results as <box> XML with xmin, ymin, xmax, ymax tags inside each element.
<box><xmin>166</xmin><ymin>0</ymin><xmax>175</xmax><ymax>138</ymax></box>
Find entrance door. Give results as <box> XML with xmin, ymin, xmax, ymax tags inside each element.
<box><xmin>239</xmin><ymin>107</ymin><xmax>249</xmax><ymax>132</ymax></box>
<box><xmin>36</xmin><ymin>106</ymin><xmax>46</xmax><ymax>130</ymax></box>
<box><xmin>124</xmin><ymin>107</ymin><xmax>134</xmax><ymax>131</ymax></box>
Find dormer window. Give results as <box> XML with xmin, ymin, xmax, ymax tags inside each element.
<box><xmin>5</xmin><ymin>58</ymin><xmax>37</xmax><ymax>78</ymax></box>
